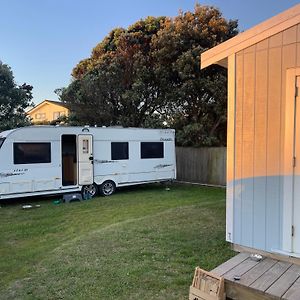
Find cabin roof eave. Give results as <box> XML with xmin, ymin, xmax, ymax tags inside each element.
<box><xmin>201</xmin><ymin>3</ymin><xmax>300</xmax><ymax>69</ymax></box>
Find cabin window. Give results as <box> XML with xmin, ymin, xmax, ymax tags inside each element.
<box><xmin>0</xmin><ymin>138</ymin><xmax>5</xmax><ymax>149</ymax></box>
<box><xmin>141</xmin><ymin>142</ymin><xmax>164</xmax><ymax>159</ymax></box>
<box><xmin>14</xmin><ymin>143</ymin><xmax>51</xmax><ymax>164</ymax></box>
<box><xmin>111</xmin><ymin>142</ymin><xmax>129</xmax><ymax>160</ymax></box>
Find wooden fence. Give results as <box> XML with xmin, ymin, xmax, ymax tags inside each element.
<box><xmin>176</xmin><ymin>147</ymin><xmax>226</xmax><ymax>186</ymax></box>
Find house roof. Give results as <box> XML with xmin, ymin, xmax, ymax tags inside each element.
<box><xmin>201</xmin><ymin>3</ymin><xmax>300</xmax><ymax>69</ymax></box>
<box><xmin>27</xmin><ymin>100</ymin><xmax>69</xmax><ymax>114</ymax></box>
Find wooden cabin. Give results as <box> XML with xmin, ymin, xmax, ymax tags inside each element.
<box><xmin>201</xmin><ymin>4</ymin><xmax>300</xmax><ymax>258</ymax></box>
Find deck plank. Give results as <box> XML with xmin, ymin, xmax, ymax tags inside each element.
<box><xmin>223</xmin><ymin>258</ymin><xmax>259</xmax><ymax>281</ymax></box>
<box><xmin>250</xmin><ymin>261</ymin><xmax>292</xmax><ymax>292</ymax></box>
<box><xmin>265</xmin><ymin>264</ymin><xmax>300</xmax><ymax>298</ymax></box>
<box><xmin>211</xmin><ymin>253</ymin><xmax>300</xmax><ymax>299</ymax></box>
<box><xmin>211</xmin><ymin>252</ymin><xmax>249</xmax><ymax>276</ymax></box>
<box><xmin>283</xmin><ymin>276</ymin><xmax>300</xmax><ymax>300</ymax></box>
<box><xmin>239</xmin><ymin>258</ymin><xmax>278</xmax><ymax>287</ymax></box>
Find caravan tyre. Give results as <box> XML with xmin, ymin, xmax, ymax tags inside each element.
<box><xmin>82</xmin><ymin>184</ymin><xmax>98</xmax><ymax>198</ymax></box>
<box><xmin>100</xmin><ymin>180</ymin><xmax>116</xmax><ymax>196</ymax></box>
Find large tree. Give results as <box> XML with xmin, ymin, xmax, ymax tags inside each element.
<box><xmin>60</xmin><ymin>16</ymin><xmax>167</xmax><ymax>127</ymax></box>
<box><xmin>150</xmin><ymin>5</ymin><xmax>237</xmax><ymax>146</ymax></box>
<box><xmin>60</xmin><ymin>5</ymin><xmax>238</xmax><ymax>146</ymax></box>
<box><xmin>0</xmin><ymin>62</ymin><xmax>33</xmax><ymax>131</ymax></box>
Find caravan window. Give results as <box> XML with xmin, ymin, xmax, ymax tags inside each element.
<box><xmin>141</xmin><ymin>142</ymin><xmax>164</xmax><ymax>159</ymax></box>
<box><xmin>14</xmin><ymin>143</ymin><xmax>51</xmax><ymax>164</ymax></box>
<box><xmin>111</xmin><ymin>142</ymin><xmax>129</xmax><ymax>160</ymax></box>
<box><xmin>0</xmin><ymin>138</ymin><xmax>5</xmax><ymax>149</ymax></box>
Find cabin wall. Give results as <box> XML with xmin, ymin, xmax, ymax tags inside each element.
<box><xmin>230</xmin><ymin>24</ymin><xmax>300</xmax><ymax>252</ymax></box>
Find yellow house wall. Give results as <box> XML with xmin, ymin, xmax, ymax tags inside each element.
<box><xmin>28</xmin><ymin>102</ymin><xmax>69</xmax><ymax>123</ymax></box>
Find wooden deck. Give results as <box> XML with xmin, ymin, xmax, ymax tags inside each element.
<box><xmin>211</xmin><ymin>252</ymin><xmax>300</xmax><ymax>300</ymax></box>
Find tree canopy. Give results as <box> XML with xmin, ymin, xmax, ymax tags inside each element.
<box><xmin>59</xmin><ymin>4</ymin><xmax>238</xmax><ymax>146</ymax></box>
<box><xmin>0</xmin><ymin>62</ymin><xmax>33</xmax><ymax>131</ymax></box>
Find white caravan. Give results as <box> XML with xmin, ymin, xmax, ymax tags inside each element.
<box><xmin>0</xmin><ymin>126</ymin><xmax>176</xmax><ymax>200</ymax></box>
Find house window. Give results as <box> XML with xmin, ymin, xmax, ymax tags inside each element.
<box><xmin>14</xmin><ymin>143</ymin><xmax>51</xmax><ymax>164</ymax></box>
<box><xmin>141</xmin><ymin>142</ymin><xmax>164</xmax><ymax>159</ymax></box>
<box><xmin>53</xmin><ymin>111</ymin><xmax>65</xmax><ymax>119</ymax></box>
<box><xmin>35</xmin><ymin>113</ymin><xmax>46</xmax><ymax>120</ymax></box>
<box><xmin>111</xmin><ymin>142</ymin><xmax>129</xmax><ymax>160</ymax></box>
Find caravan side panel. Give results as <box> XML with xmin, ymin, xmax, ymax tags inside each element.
<box><xmin>92</xmin><ymin>132</ymin><xmax>176</xmax><ymax>186</ymax></box>
<box><xmin>0</xmin><ymin>135</ymin><xmax>69</xmax><ymax>199</ymax></box>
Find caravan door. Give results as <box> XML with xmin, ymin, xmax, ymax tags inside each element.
<box><xmin>78</xmin><ymin>134</ymin><xmax>94</xmax><ymax>185</ymax></box>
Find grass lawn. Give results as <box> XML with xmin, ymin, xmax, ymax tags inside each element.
<box><xmin>0</xmin><ymin>183</ymin><xmax>234</xmax><ymax>299</ymax></box>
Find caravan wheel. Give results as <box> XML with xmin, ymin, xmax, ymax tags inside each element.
<box><xmin>82</xmin><ymin>184</ymin><xmax>98</xmax><ymax>198</ymax></box>
<box><xmin>99</xmin><ymin>180</ymin><xmax>116</xmax><ymax>196</ymax></box>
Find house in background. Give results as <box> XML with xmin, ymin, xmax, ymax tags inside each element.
<box><xmin>202</xmin><ymin>3</ymin><xmax>300</xmax><ymax>258</ymax></box>
<box><xmin>27</xmin><ymin>100</ymin><xmax>69</xmax><ymax>124</ymax></box>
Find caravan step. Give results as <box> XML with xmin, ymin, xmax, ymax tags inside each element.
<box><xmin>63</xmin><ymin>193</ymin><xmax>83</xmax><ymax>203</ymax></box>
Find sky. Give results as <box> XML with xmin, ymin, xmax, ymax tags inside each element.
<box><xmin>1</xmin><ymin>0</ymin><xmax>299</xmax><ymax>105</ymax></box>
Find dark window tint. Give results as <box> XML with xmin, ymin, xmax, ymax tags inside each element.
<box><xmin>14</xmin><ymin>143</ymin><xmax>51</xmax><ymax>164</ymax></box>
<box><xmin>0</xmin><ymin>138</ymin><xmax>5</xmax><ymax>149</ymax></box>
<box><xmin>111</xmin><ymin>142</ymin><xmax>129</xmax><ymax>160</ymax></box>
<box><xmin>141</xmin><ymin>142</ymin><xmax>164</xmax><ymax>159</ymax></box>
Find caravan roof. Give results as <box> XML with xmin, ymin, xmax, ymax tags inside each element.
<box><xmin>0</xmin><ymin>129</ymin><xmax>15</xmax><ymax>138</ymax></box>
<box><xmin>0</xmin><ymin>126</ymin><xmax>175</xmax><ymax>141</ymax></box>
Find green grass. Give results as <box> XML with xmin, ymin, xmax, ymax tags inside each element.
<box><xmin>0</xmin><ymin>183</ymin><xmax>234</xmax><ymax>299</ymax></box>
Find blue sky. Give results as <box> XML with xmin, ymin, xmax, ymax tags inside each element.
<box><xmin>0</xmin><ymin>0</ymin><xmax>299</xmax><ymax>104</ymax></box>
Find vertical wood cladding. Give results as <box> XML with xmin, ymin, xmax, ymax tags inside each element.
<box><xmin>233</xmin><ymin>24</ymin><xmax>300</xmax><ymax>252</ymax></box>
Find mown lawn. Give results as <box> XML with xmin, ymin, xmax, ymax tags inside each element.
<box><xmin>0</xmin><ymin>183</ymin><xmax>234</xmax><ymax>299</ymax></box>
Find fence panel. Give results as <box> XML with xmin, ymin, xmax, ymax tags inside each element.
<box><xmin>176</xmin><ymin>147</ymin><xmax>226</xmax><ymax>186</ymax></box>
